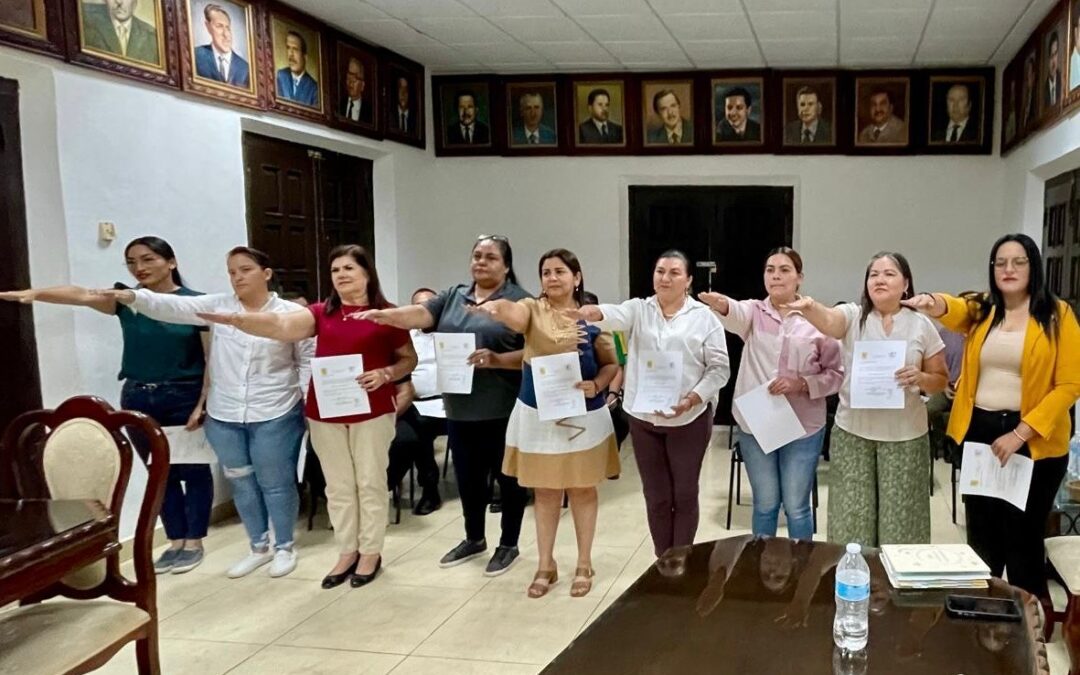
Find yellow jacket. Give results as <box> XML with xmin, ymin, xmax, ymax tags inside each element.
<box><xmin>938</xmin><ymin>293</ymin><xmax>1080</xmax><ymax>460</ymax></box>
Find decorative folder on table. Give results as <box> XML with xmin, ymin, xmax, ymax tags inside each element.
<box><xmin>880</xmin><ymin>544</ymin><xmax>991</xmax><ymax>590</ymax></box>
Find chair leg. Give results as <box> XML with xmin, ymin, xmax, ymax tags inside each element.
<box><xmin>812</xmin><ymin>472</ymin><xmax>819</xmax><ymax>535</ymax></box>
<box><xmin>929</xmin><ymin>450</ymin><xmax>935</xmax><ymax>497</ymax></box>
<box><xmin>726</xmin><ymin>448</ymin><xmax>736</xmax><ymax>530</ymax></box>
<box><xmin>409</xmin><ymin>465</ymin><xmax>416</xmax><ymax>507</ymax></box>
<box><xmin>391</xmin><ymin>484</ymin><xmax>402</xmax><ymax>525</ymax></box>
<box><xmin>442</xmin><ymin>443</ymin><xmax>452</xmax><ymax>480</ymax></box>
<box><xmin>307</xmin><ymin>483</ymin><xmax>316</xmax><ymax>531</ymax></box>
<box><xmin>1064</xmin><ymin>593</ymin><xmax>1080</xmax><ymax>675</ymax></box>
<box><xmin>735</xmin><ymin>450</ymin><xmax>743</xmax><ymax>506</ymax></box>
<box><xmin>135</xmin><ymin>624</ymin><xmax>161</xmax><ymax>675</ymax></box>
<box><xmin>951</xmin><ymin>464</ymin><xmax>958</xmax><ymax>525</ymax></box>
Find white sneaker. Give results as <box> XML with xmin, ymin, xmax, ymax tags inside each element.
<box><xmin>226</xmin><ymin>549</ymin><xmax>274</xmax><ymax>579</ymax></box>
<box><xmin>268</xmin><ymin>548</ymin><xmax>297</xmax><ymax>578</ymax></box>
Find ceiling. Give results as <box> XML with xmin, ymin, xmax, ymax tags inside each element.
<box><xmin>282</xmin><ymin>0</ymin><xmax>1058</xmax><ymax>74</ymax></box>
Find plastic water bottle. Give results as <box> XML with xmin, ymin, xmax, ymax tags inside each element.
<box><xmin>834</xmin><ymin>542</ymin><xmax>870</xmax><ymax>652</ymax></box>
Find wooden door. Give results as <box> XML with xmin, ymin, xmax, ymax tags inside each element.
<box><xmin>316</xmin><ymin>150</ymin><xmax>375</xmax><ymax>299</ymax></box>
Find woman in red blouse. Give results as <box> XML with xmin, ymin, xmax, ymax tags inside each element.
<box><xmin>197</xmin><ymin>244</ymin><xmax>417</xmax><ymax>589</ymax></box>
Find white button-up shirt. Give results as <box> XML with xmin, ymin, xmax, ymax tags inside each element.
<box><xmin>131</xmin><ymin>290</ymin><xmax>313</xmax><ymax>424</ymax></box>
<box><xmin>597</xmin><ymin>296</ymin><xmax>730</xmax><ymax>427</ymax></box>
<box><xmin>410</xmin><ymin>329</ymin><xmax>438</xmax><ymax>399</ymax></box>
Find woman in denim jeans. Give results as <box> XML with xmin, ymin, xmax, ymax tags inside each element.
<box><xmin>110</xmin><ymin>247</ymin><xmax>312</xmax><ymax>579</ymax></box>
<box><xmin>0</xmin><ymin>236</ymin><xmax>214</xmax><ymax>573</ymax></box>
<box><xmin>700</xmin><ymin>248</ymin><xmax>843</xmax><ymax>541</ymax></box>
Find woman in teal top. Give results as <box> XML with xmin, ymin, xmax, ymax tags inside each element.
<box><xmin>0</xmin><ymin>236</ymin><xmax>213</xmax><ymax>574</ymax></box>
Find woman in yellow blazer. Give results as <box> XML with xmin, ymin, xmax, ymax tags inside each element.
<box><xmin>904</xmin><ymin>233</ymin><xmax>1080</xmax><ymax>602</ymax></box>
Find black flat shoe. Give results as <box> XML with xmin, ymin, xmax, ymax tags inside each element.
<box><xmin>321</xmin><ymin>557</ymin><xmax>358</xmax><ymax>589</ymax></box>
<box><xmin>413</xmin><ymin>492</ymin><xmax>442</xmax><ymax>516</ymax></box>
<box><xmin>350</xmin><ymin>556</ymin><xmax>382</xmax><ymax>587</ymax></box>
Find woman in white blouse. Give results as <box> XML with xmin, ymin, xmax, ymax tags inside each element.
<box><xmin>786</xmin><ymin>251</ymin><xmax>948</xmax><ymax>547</ymax></box>
<box><xmin>110</xmin><ymin>246</ymin><xmax>313</xmax><ymax>579</ymax></box>
<box><xmin>576</xmin><ymin>250</ymin><xmax>730</xmax><ymax>559</ymax></box>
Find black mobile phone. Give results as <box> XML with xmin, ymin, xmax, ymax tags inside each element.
<box><xmin>944</xmin><ymin>594</ymin><xmax>1022</xmax><ymax>622</ymax></box>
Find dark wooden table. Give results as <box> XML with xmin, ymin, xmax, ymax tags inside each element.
<box><xmin>544</xmin><ymin>535</ymin><xmax>1050</xmax><ymax>675</ymax></box>
<box><xmin>0</xmin><ymin>498</ymin><xmax>119</xmax><ymax>607</ymax></box>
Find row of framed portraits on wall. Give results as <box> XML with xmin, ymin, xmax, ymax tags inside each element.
<box><xmin>1001</xmin><ymin>0</ymin><xmax>1080</xmax><ymax>154</ymax></box>
<box><xmin>0</xmin><ymin>0</ymin><xmax>426</xmax><ymax>148</ymax></box>
<box><xmin>432</xmin><ymin>68</ymin><xmax>995</xmax><ymax>157</ymax></box>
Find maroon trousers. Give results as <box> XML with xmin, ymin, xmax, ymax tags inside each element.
<box><xmin>629</xmin><ymin>407</ymin><xmax>714</xmax><ymax>557</ymax></box>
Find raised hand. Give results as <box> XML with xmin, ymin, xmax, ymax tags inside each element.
<box><xmin>563</xmin><ymin>304</ymin><xmax>603</xmax><ymax>324</ymax></box>
<box><xmin>781</xmin><ymin>295</ymin><xmax>815</xmax><ymax>312</ymax></box>
<box><xmin>354</xmin><ymin>309</ymin><xmax>391</xmax><ymax>325</ymax></box>
<box><xmin>697</xmin><ymin>292</ymin><xmax>728</xmax><ymax>314</ymax></box>
<box><xmin>195</xmin><ymin>312</ymin><xmax>240</xmax><ymax>326</ymax></box>
<box><xmin>0</xmin><ymin>290</ymin><xmax>35</xmax><ymax>303</ymax></box>
<box><xmin>92</xmin><ymin>288</ymin><xmax>136</xmax><ymax>304</ymax></box>
<box><xmin>900</xmin><ymin>293</ymin><xmax>938</xmax><ymax>315</ymax></box>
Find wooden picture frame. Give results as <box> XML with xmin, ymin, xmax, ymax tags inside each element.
<box><xmin>1001</xmin><ymin>58</ymin><xmax>1023</xmax><ymax>153</ymax></box>
<box><xmin>381</xmin><ymin>52</ymin><xmax>424</xmax><ymax>149</ymax></box>
<box><xmin>779</xmin><ymin>73</ymin><xmax>838</xmax><ymax>152</ymax></box>
<box><xmin>0</xmin><ymin>0</ymin><xmax>65</xmax><ymax>58</ymax></box>
<box><xmin>1018</xmin><ymin>34</ymin><xmax>1042</xmax><ymax>137</ymax></box>
<box><xmin>179</xmin><ymin>0</ymin><xmax>261</xmax><ymax>109</ymax></box>
<box><xmin>1066</xmin><ymin>0</ymin><xmax>1080</xmax><ymax>113</ymax></box>
<box><xmin>434</xmin><ymin>76</ymin><xmax>498</xmax><ymax>156</ymax></box>
<box><xmin>852</xmin><ymin>74</ymin><xmax>911</xmax><ymax>149</ymax></box>
<box><xmin>639</xmin><ymin>76</ymin><xmax>697</xmax><ymax>154</ymax></box>
<box><xmin>569</xmin><ymin>76</ymin><xmax>630</xmax><ymax>153</ymax></box>
<box><xmin>1039</xmin><ymin>3</ymin><xmax>1068</xmax><ymax>122</ymax></box>
<box><xmin>64</xmin><ymin>0</ymin><xmax>180</xmax><ymax>88</ymax></box>
<box><xmin>264</xmin><ymin>4</ymin><xmax>326</xmax><ymax>121</ymax></box>
<box><xmin>331</xmin><ymin>36</ymin><xmax>380</xmax><ymax>137</ymax></box>
<box><xmin>710</xmin><ymin>75</ymin><xmax>766</xmax><ymax>150</ymax></box>
<box><xmin>926</xmin><ymin>73</ymin><xmax>990</xmax><ymax>150</ymax></box>
<box><xmin>504</xmin><ymin>78</ymin><xmax>560</xmax><ymax>155</ymax></box>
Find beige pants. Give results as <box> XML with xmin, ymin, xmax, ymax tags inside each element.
<box><xmin>308</xmin><ymin>414</ymin><xmax>396</xmax><ymax>554</ymax></box>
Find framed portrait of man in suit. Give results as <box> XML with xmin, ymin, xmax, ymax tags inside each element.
<box><xmin>436</xmin><ymin>80</ymin><xmax>494</xmax><ymax>153</ymax></box>
<box><xmin>0</xmin><ymin>0</ymin><xmax>64</xmax><ymax>57</ymax></box>
<box><xmin>269</xmin><ymin>12</ymin><xmax>324</xmax><ymax>117</ymax></box>
<box><xmin>853</xmin><ymin>76</ymin><xmax>910</xmax><ymax>148</ymax></box>
<box><xmin>642</xmin><ymin>80</ymin><xmax>694</xmax><ymax>149</ymax></box>
<box><xmin>1068</xmin><ymin>0</ymin><xmax>1080</xmax><ymax>112</ymax></box>
<box><xmin>383</xmin><ymin>55</ymin><xmax>424</xmax><ymax>149</ymax></box>
<box><xmin>334</xmin><ymin>40</ymin><xmax>378</xmax><ymax>133</ymax></box>
<box><xmin>73</xmin><ymin>0</ymin><xmax>170</xmax><ymax>74</ymax></box>
<box><xmin>572</xmin><ymin>79</ymin><xmax>627</xmax><ymax>149</ymax></box>
<box><xmin>928</xmin><ymin>75</ymin><xmax>985</xmax><ymax>147</ymax></box>
<box><xmin>781</xmin><ymin>76</ymin><xmax>836</xmax><ymax>149</ymax></box>
<box><xmin>1020</xmin><ymin>40</ymin><xmax>1041</xmax><ymax>134</ymax></box>
<box><xmin>1040</xmin><ymin>10</ymin><xmax>1067</xmax><ymax>121</ymax></box>
<box><xmin>180</xmin><ymin>0</ymin><xmax>258</xmax><ymax>107</ymax></box>
<box><xmin>506</xmin><ymin>81</ymin><xmax>558</xmax><ymax>151</ymax></box>
<box><xmin>711</xmin><ymin>77</ymin><xmax>764</xmax><ymax>147</ymax></box>
<box><xmin>1001</xmin><ymin>60</ymin><xmax>1022</xmax><ymax>152</ymax></box>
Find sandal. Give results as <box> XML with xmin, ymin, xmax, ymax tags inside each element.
<box><xmin>527</xmin><ymin>569</ymin><xmax>558</xmax><ymax>598</ymax></box>
<box><xmin>570</xmin><ymin>566</ymin><xmax>595</xmax><ymax>597</ymax></box>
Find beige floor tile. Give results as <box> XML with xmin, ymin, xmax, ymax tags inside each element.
<box><xmin>153</xmin><ymin>570</ymin><xmax>233</xmax><ymax>620</ymax></box>
<box><xmin>379</xmin><ymin>537</ymin><xmax>494</xmax><ymax>590</ymax></box>
<box><xmin>92</xmin><ymin>638</ymin><xmax>261</xmax><ymax>675</ymax></box>
<box><xmin>276</xmin><ymin>582</ymin><xmax>474</xmax><ymax>653</ymax></box>
<box><xmin>390</xmin><ymin>656</ymin><xmax>540</xmax><ymax>674</ymax></box>
<box><xmin>483</xmin><ymin>543</ymin><xmax>636</xmax><ymax>598</ymax></box>
<box><xmin>161</xmin><ymin>576</ymin><xmax>347</xmax><ymax>644</ymax></box>
<box><xmin>413</xmin><ymin>587</ymin><xmax>600</xmax><ymax>664</ymax></box>
<box><xmin>229</xmin><ymin>645</ymin><xmax>404</xmax><ymax>674</ymax></box>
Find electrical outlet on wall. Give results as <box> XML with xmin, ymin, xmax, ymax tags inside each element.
<box><xmin>98</xmin><ymin>222</ymin><xmax>116</xmax><ymax>243</ymax></box>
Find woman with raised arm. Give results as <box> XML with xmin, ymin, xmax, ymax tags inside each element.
<box><xmin>699</xmin><ymin>247</ymin><xmax>843</xmax><ymax>541</ymax></box>
<box><xmin>108</xmin><ymin>246</ymin><xmax>311</xmax><ymax>580</ymax></box>
<box><xmin>470</xmin><ymin>249</ymin><xmax>619</xmax><ymax>598</ymax></box>
<box><xmin>902</xmin><ymin>233</ymin><xmax>1080</xmax><ymax>602</ymax></box>
<box><xmin>574</xmin><ymin>250</ymin><xmax>729</xmax><ymax>561</ymax></box>
<box><xmin>196</xmin><ymin>245</ymin><xmax>416</xmax><ymax>589</ymax></box>
<box><xmin>0</xmin><ymin>236</ymin><xmax>214</xmax><ymax>574</ymax></box>
<box><xmin>783</xmin><ymin>251</ymin><xmax>948</xmax><ymax>547</ymax></box>
<box><xmin>360</xmin><ymin>236</ymin><xmax>530</xmax><ymax>577</ymax></box>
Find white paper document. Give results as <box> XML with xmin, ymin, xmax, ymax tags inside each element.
<box><xmin>959</xmin><ymin>442</ymin><xmax>1034</xmax><ymax>510</ymax></box>
<box><xmin>733</xmin><ymin>383</ymin><xmax>806</xmax><ymax>453</ymax></box>
<box><xmin>629</xmin><ymin>350</ymin><xmax>683</xmax><ymax>414</ymax></box>
<box><xmin>531</xmin><ymin>352</ymin><xmax>586</xmax><ymax>421</ymax></box>
<box><xmin>413</xmin><ymin>398</ymin><xmax>446</xmax><ymax>419</ymax></box>
<box><xmin>850</xmin><ymin>340</ymin><xmax>906</xmax><ymax>409</ymax></box>
<box><xmin>161</xmin><ymin>426</ymin><xmax>217</xmax><ymax>464</ymax></box>
<box><xmin>311</xmin><ymin>355</ymin><xmax>371</xmax><ymax>419</ymax></box>
<box><xmin>433</xmin><ymin>332</ymin><xmax>475</xmax><ymax>394</ymax></box>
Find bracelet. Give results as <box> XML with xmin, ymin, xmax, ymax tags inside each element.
<box><xmin>1011</xmin><ymin>429</ymin><xmax>1028</xmax><ymax>444</ymax></box>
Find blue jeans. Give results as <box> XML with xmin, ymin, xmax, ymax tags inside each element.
<box><xmin>121</xmin><ymin>379</ymin><xmax>213</xmax><ymax>540</ymax></box>
<box><xmin>737</xmin><ymin>426</ymin><xmax>825</xmax><ymax>541</ymax></box>
<box><xmin>203</xmin><ymin>404</ymin><xmax>304</xmax><ymax>551</ymax></box>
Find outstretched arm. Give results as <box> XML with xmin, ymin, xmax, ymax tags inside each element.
<box><xmin>784</xmin><ymin>296</ymin><xmax>849</xmax><ymax>340</ymax></box>
<box><xmin>356</xmin><ymin>304</ymin><xmax>435</xmax><ymax>330</ymax></box>
<box><xmin>467</xmin><ymin>299</ymin><xmax>530</xmax><ymax>334</ymax></box>
<box><xmin>0</xmin><ymin>286</ymin><xmax>116</xmax><ymax>315</ymax></box>
<box><xmin>197</xmin><ymin>308</ymin><xmax>316</xmax><ymax>343</ymax></box>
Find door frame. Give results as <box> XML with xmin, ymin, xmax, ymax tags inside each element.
<box><xmin>617</xmin><ymin>174</ymin><xmax>802</xmax><ymax>299</ymax></box>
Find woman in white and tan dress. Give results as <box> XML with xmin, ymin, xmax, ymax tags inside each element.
<box><xmin>473</xmin><ymin>248</ymin><xmax>620</xmax><ymax>598</ymax></box>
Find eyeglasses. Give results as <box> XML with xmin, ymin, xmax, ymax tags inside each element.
<box><xmin>991</xmin><ymin>257</ymin><xmax>1030</xmax><ymax>269</ymax></box>
<box><xmin>477</xmin><ymin>234</ymin><xmax>509</xmax><ymax>242</ymax></box>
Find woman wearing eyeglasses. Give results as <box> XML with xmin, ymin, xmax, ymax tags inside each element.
<box><xmin>902</xmin><ymin>233</ymin><xmax>1080</xmax><ymax>603</ymax></box>
<box><xmin>360</xmin><ymin>235</ymin><xmax>531</xmax><ymax>577</ymax></box>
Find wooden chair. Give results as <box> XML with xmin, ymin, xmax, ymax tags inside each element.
<box><xmin>1045</xmin><ymin>535</ymin><xmax>1080</xmax><ymax>675</ymax></box>
<box><xmin>0</xmin><ymin>396</ymin><xmax>169</xmax><ymax>674</ymax></box>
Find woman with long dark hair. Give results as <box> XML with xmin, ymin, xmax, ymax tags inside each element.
<box><xmin>196</xmin><ymin>244</ymin><xmax>417</xmax><ymax>589</ymax></box>
<box><xmin>786</xmin><ymin>251</ymin><xmax>948</xmax><ymax>547</ymax></box>
<box><xmin>360</xmin><ymin>236</ymin><xmax>531</xmax><ymax>577</ymax></box>
<box><xmin>1</xmin><ymin>236</ymin><xmax>214</xmax><ymax>574</ymax></box>
<box><xmin>903</xmin><ymin>233</ymin><xmax>1080</xmax><ymax>602</ymax></box>
<box><xmin>469</xmin><ymin>249</ymin><xmax>620</xmax><ymax>597</ymax></box>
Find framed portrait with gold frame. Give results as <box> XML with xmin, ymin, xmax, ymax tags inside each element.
<box><xmin>64</xmin><ymin>0</ymin><xmax>181</xmax><ymax>88</ymax></box>
<box><xmin>179</xmin><ymin>0</ymin><xmax>261</xmax><ymax>109</ymax></box>
<box><xmin>264</xmin><ymin>5</ymin><xmax>326</xmax><ymax>121</ymax></box>
<box><xmin>0</xmin><ymin>0</ymin><xmax>65</xmax><ymax>57</ymax></box>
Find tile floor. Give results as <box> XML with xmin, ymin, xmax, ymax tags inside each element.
<box><xmin>94</xmin><ymin>430</ymin><xmax>1071</xmax><ymax>674</ymax></box>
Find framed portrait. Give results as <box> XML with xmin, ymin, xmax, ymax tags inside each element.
<box><xmin>0</xmin><ymin>0</ymin><xmax>64</xmax><ymax>57</ymax></box>
<box><xmin>1001</xmin><ymin>60</ymin><xmax>1022</xmax><ymax>152</ymax></box>
<box><xmin>781</xmin><ymin>76</ymin><xmax>836</xmax><ymax>148</ymax></box>
<box><xmin>711</xmin><ymin>77</ymin><xmax>765</xmax><ymax>147</ymax></box>
<box><xmin>382</xmin><ymin>54</ymin><xmax>424</xmax><ymax>149</ymax></box>
<box><xmin>334</xmin><ymin>39</ymin><xmax>379</xmax><ymax>133</ymax></box>
<box><xmin>1068</xmin><ymin>0</ymin><xmax>1080</xmax><ymax>111</ymax></box>
<box><xmin>927</xmin><ymin>75</ymin><xmax>985</xmax><ymax>146</ymax></box>
<box><xmin>853</xmin><ymin>76</ymin><xmax>910</xmax><ymax>148</ymax></box>
<box><xmin>1039</xmin><ymin>9</ymin><xmax>1067</xmax><ymax>120</ymax></box>
<box><xmin>268</xmin><ymin>11</ymin><xmax>324</xmax><ymax>117</ymax></box>
<box><xmin>641</xmin><ymin>79</ymin><xmax>694</xmax><ymax>148</ymax></box>
<box><xmin>180</xmin><ymin>0</ymin><xmax>259</xmax><ymax>108</ymax></box>
<box><xmin>437</xmin><ymin>80</ymin><xmax>494</xmax><ymax>151</ymax></box>
<box><xmin>65</xmin><ymin>0</ymin><xmax>180</xmax><ymax>87</ymax></box>
<box><xmin>1019</xmin><ymin>39</ymin><xmax>1041</xmax><ymax>134</ymax></box>
<box><xmin>506</xmin><ymin>81</ymin><xmax>558</xmax><ymax>151</ymax></box>
<box><xmin>572</xmin><ymin>79</ymin><xmax>627</xmax><ymax>149</ymax></box>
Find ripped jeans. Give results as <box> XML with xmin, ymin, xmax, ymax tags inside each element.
<box><xmin>203</xmin><ymin>403</ymin><xmax>304</xmax><ymax>551</ymax></box>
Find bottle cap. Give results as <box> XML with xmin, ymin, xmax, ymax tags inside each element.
<box><xmin>846</xmin><ymin>542</ymin><xmax>861</xmax><ymax>554</ymax></box>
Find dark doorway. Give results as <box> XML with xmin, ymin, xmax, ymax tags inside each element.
<box><xmin>242</xmin><ymin>133</ymin><xmax>374</xmax><ymax>302</ymax></box>
<box><xmin>628</xmin><ymin>185</ymin><xmax>794</xmax><ymax>425</ymax></box>
<box><xmin>0</xmin><ymin>77</ymin><xmax>42</xmax><ymax>438</ymax></box>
